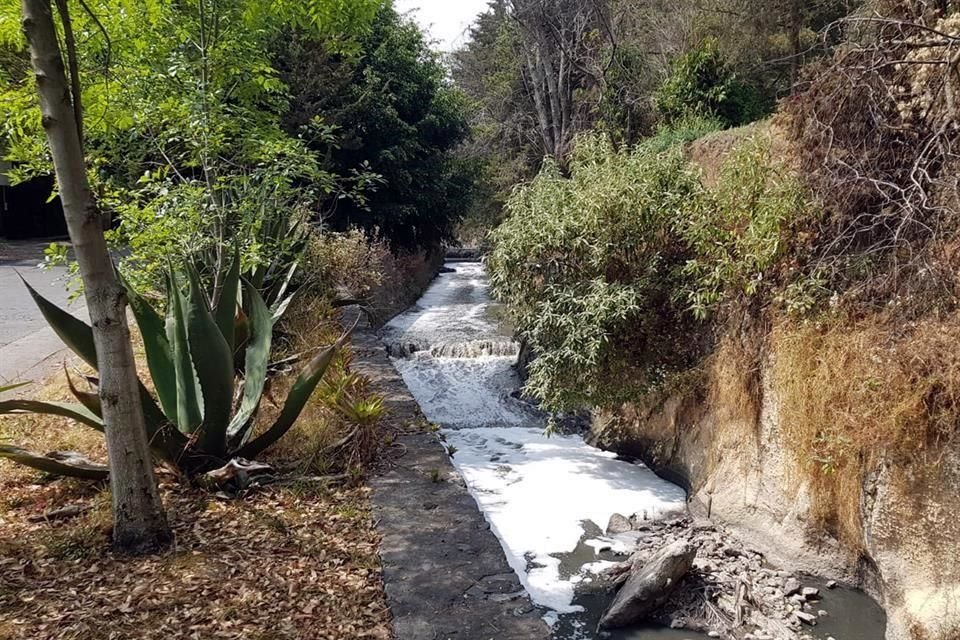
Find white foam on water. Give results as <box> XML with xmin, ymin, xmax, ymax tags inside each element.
<box><xmin>443</xmin><ymin>426</ymin><xmax>688</xmax><ymax>613</ymax></box>
<box><xmin>385</xmin><ymin>262</ymin><xmax>689</xmax><ymax>625</ymax></box>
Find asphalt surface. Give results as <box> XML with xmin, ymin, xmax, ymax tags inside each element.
<box><xmin>0</xmin><ymin>240</ymin><xmax>77</xmax><ymax>348</ymax></box>
<box><xmin>0</xmin><ymin>240</ymin><xmax>87</xmax><ymax>388</ymax></box>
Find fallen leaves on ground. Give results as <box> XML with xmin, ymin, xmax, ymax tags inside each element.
<box><xmin>0</xmin><ymin>480</ymin><xmax>391</xmax><ymax>640</ymax></box>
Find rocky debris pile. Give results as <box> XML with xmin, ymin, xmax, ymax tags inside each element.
<box><xmin>592</xmin><ymin>515</ymin><xmax>839</xmax><ymax>640</ymax></box>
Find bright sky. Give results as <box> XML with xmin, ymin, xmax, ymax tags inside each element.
<box><xmin>394</xmin><ymin>0</ymin><xmax>490</xmax><ymax>52</ymax></box>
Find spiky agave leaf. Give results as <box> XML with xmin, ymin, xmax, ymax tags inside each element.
<box><xmin>64</xmin><ymin>365</ymin><xmax>101</xmax><ymax>418</ymax></box>
<box><xmin>0</xmin><ymin>445</ymin><xmax>109</xmax><ymax>480</ymax></box>
<box><xmin>183</xmin><ymin>266</ymin><xmax>234</xmax><ymax>459</ymax></box>
<box><xmin>22</xmin><ymin>277</ymin><xmax>96</xmax><ymax>367</ymax></box>
<box><xmin>0</xmin><ymin>382</ymin><xmax>31</xmax><ymax>394</ymax></box>
<box><xmin>123</xmin><ymin>273</ymin><xmax>178</xmax><ymax>423</ymax></box>
<box><xmin>167</xmin><ymin>270</ymin><xmax>203</xmax><ymax>433</ymax></box>
<box><xmin>232</xmin><ymin>320</ymin><xmax>357</xmax><ymax>460</ymax></box>
<box><xmin>22</xmin><ymin>276</ymin><xmax>191</xmax><ymax>463</ymax></box>
<box><xmin>214</xmin><ymin>247</ymin><xmax>241</xmax><ymax>356</ymax></box>
<box><xmin>227</xmin><ymin>279</ymin><xmax>272</xmax><ymax>444</ymax></box>
<box><xmin>0</xmin><ymin>398</ymin><xmax>104</xmax><ymax>431</ymax></box>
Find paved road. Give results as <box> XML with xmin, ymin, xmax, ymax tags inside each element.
<box><xmin>0</xmin><ymin>241</ymin><xmax>78</xmax><ymax>348</ymax></box>
<box><xmin>0</xmin><ymin>240</ymin><xmax>86</xmax><ymax>387</ymax></box>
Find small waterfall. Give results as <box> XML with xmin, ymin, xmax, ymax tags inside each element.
<box><xmin>430</xmin><ymin>339</ymin><xmax>519</xmax><ymax>358</ymax></box>
<box><xmin>386</xmin><ymin>338</ymin><xmax>519</xmax><ymax>359</ymax></box>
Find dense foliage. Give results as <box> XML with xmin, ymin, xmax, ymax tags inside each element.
<box><xmin>654</xmin><ymin>38</ymin><xmax>767</xmax><ymax>127</ymax></box>
<box><xmin>452</xmin><ymin>0</ymin><xmax>853</xmax><ymax>240</ymax></box>
<box><xmin>1</xmin><ymin>257</ymin><xmax>348</xmax><ymax>479</ymax></box>
<box><xmin>1</xmin><ymin>0</ymin><xmax>468</xmax><ymax>289</ymax></box>
<box><xmin>488</xmin><ymin>135</ymin><xmax>705</xmax><ymax>412</ymax></box>
<box><xmin>279</xmin><ymin>5</ymin><xmax>475</xmax><ymax>252</ymax></box>
<box><xmin>489</xmin><ymin>131</ymin><xmax>806</xmax><ymax>412</ymax></box>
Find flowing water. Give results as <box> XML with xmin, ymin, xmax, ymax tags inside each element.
<box><xmin>384</xmin><ymin>262</ymin><xmax>886</xmax><ymax>639</ymax></box>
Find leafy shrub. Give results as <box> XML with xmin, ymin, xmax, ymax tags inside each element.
<box><xmin>679</xmin><ymin>134</ymin><xmax>809</xmax><ymax>319</ymax></box>
<box><xmin>488</xmin><ymin>134</ymin><xmax>706</xmax><ymax>412</ymax></box>
<box><xmin>655</xmin><ymin>37</ymin><xmax>767</xmax><ymax>128</ymax></box>
<box><xmin>639</xmin><ymin>113</ymin><xmax>725</xmax><ymax>154</ymax></box>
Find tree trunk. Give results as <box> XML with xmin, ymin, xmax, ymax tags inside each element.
<box><xmin>21</xmin><ymin>0</ymin><xmax>171</xmax><ymax>554</ymax></box>
<box><xmin>788</xmin><ymin>0</ymin><xmax>802</xmax><ymax>87</ymax></box>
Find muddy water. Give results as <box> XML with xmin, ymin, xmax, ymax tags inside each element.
<box><xmin>383</xmin><ymin>262</ymin><xmax>885</xmax><ymax>640</ymax></box>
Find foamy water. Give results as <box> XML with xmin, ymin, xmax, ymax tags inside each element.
<box><xmin>384</xmin><ymin>262</ymin><xmax>688</xmax><ymax>631</ymax></box>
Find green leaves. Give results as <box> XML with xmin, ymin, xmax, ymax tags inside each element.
<box><xmin>125</xmin><ymin>275</ymin><xmax>178</xmax><ymax>422</ymax></box>
<box><xmin>488</xmin><ymin>132</ymin><xmax>705</xmax><ymax>412</ymax></box>
<box><xmin>227</xmin><ymin>280</ymin><xmax>272</xmax><ymax>444</ymax></box>
<box><xmin>215</xmin><ymin>250</ymin><xmax>241</xmax><ymax>356</ymax></box>
<box><xmin>0</xmin><ymin>398</ymin><xmax>104</xmax><ymax>432</ymax></box>
<box><xmin>22</xmin><ymin>278</ymin><xmax>97</xmax><ymax>368</ymax></box>
<box><xmin>235</xmin><ymin>326</ymin><xmax>353</xmax><ymax>460</ymax></box>
<box><xmin>167</xmin><ymin>270</ymin><xmax>203</xmax><ymax>433</ymax></box>
<box><xmin>678</xmin><ymin>134</ymin><xmax>803</xmax><ymax>319</ymax></box>
<box><xmin>8</xmin><ymin>259</ymin><xmax>349</xmax><ymax>478</ymax></box>
<box><xmin>182</xmin><ymin>266</ymin><xmax>235</xmax><ymax>459</ymax></box>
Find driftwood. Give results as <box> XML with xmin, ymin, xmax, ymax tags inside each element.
<box><xmin>198</xmin><ymin>459</ymin><xmax>275</xmax><ymax>490</ymax></box>
<box><xmin>27</xmin><ymin>504</ymin><xmax>92</xmax><ymax>523</ymax></box>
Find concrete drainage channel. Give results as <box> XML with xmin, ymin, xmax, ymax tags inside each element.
<box><xmin>363</xmin><ymin>262</ymin><xmax>888</xmax><ymax>640</ymax></box>
<box><xmin>349</xmin><ymin>310</ymin><xmax>550</xmax><ymax>639</ymax></box>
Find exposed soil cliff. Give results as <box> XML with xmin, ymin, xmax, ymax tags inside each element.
<box><xmin>590</xmin><ymin>332</ymin><xmax>960</xmax><ymax>640</ymax></box>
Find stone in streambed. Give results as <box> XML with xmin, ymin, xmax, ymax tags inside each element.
<box><xmin>606</xmin><ymin>513</ymin><xmax>634</xmax><ymax>535</ymax></box>
<box><xmin>801</xmin><ymin>586</ymin><xmax>820</xmax><ymax>600</ymax></box>
<box><xmin>598</xmin><ymin>540</ymin><xmax>697</xmax><ymax>629</ymax></box>
<box><xmin>784</xmin><ymin>577</ymin><xmax>802</xmax><ymax>596</ymax></box>
<box><xmin>794</xmin><ymin>610</ymin><xmax>818</xmax><ymax>625</ymax></box>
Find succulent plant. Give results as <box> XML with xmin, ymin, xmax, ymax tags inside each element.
<box><xmin>0</xmin><ymin>258</ymin><xmax>351</xmax><ymax>480</ymax></box>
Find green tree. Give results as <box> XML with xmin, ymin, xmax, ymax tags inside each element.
<box><xmin>654</xmin><ymin>36</ymin><xmax>764</xmax><ymax>126</ymax></box>
<box><xmin>278</xmin><ymin>4</ymin><xmax>474</xmax><ymax>252</ymax></box>
<box><xmin>19</xmin><ymin>0</ymin><xmax>170</xmax><ymax>553</ymax></box>
<box><xmin>1</xmin><ymin>0</ymin><xmax>383</xmax><ymax>285</ymax></box>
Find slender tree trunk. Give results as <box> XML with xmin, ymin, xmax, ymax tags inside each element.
<box><xmin>525</xmin><ymin>48</ymin><xmax>555</xmax><ymax>158</ymax></box>
<box><xmin>21</xmin><ymin>0</ymin><xmax>171</xmax><ymax>554</ymax></box>
<box><xmin>788</xmin><ymin>0</ymin><xmax>802</xmax><ymax>87</ymax></box>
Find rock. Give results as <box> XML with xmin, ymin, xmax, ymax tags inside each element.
<box><xmin>606</xmin><ymin>513</ymin><xmax>634</xmax><ymax>535</ymax></box>
<box><xmin>818</xmin><ymin>610</ymin><xmax>828</xmax><ymax>617</ymax></box>
<box><xmin>598</xmin><ymin>540</ymin><xmax>697</xmax><ymax>629</ymax></box>
<box><xmin>825</xmin><ymin>580</ymin><xmax>838</xmax><ymax>589</ymax></box>
<box><xmin>784</xmin><ymin>577</ymin><xmax>802</xmax><ymax>596</ymax></box>
<box><xmin>801</xmin><ymin>587</ymin><xmax>820</xmax><ymax>600</ymax></box>
<box><xmin>794</xmin><ymin>611</ymin><xmax>818</xmax><ymax>625</ymax></box>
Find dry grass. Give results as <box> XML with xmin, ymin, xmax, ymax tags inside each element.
<box><xmin>686</xmin><ymin>121</ymin><xmax>769</xmax><ymax>189</ymax></box>
<box><xmin>772</xmin><ymin>313</ymin><xmax>960</xmax><ymax>546</ymax></box>
<box><xmin>0</xmin><ymin>297</ymin><xmax>392</xmax><ymax>639</ymax></box>
<box><xmin>706</xmin><ymin>329</ymin><xmax>764</xmax><ymax>429</ymax></box>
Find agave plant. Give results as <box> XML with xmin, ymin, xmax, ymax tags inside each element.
<box><xmin>0</xmin><ymin>258</ymin><xmax>352</xmax><ymax>480</ymax></box>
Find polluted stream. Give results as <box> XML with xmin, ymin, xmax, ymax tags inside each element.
<box><xmin>384</xmin><ymin>262</ymin><xmax>885</xmax><ymax>640</ymax></box>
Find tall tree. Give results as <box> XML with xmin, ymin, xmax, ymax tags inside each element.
<box><xmin>278</xmin><ymin>4</ymin><xmax>474</xmax><ymax>251</ymax></box>
<box><xmin>509</xmin><ymin>0</ymin><xmax>611</xmax><ymax>167</ymax></box>
<box><xmin>20</xmin><ymin>0</ymin><xmax>170</xmax><ymax>552</ymax></box>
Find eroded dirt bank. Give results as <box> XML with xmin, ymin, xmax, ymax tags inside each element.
<box><xmin>589</xmin><ymin>347</ymin><xmax>960</xmax><ymax>640</ymax></box>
